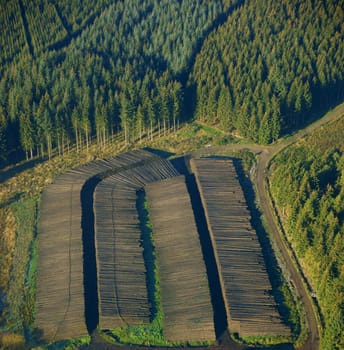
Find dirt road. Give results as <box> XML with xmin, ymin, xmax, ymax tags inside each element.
<box><xmin>84</xmin><ymin>103</ymin><xmax>343</xmax><ymax>350</ymax></box>
<box><xmin>254</xmin><ymin>103</ymin><xmax>344</xmax><ymax>350</ymax></box>
<box><xmin>194</xmin><ymin>102</ymin><xmax>343</xmax><ymax>350</ymax></box>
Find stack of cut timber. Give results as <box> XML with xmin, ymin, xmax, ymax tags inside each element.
<box><xmin>190</xmin><ymin>158</ymin><xmax>290</xmax><ymax>337</ymax></box>
<box><xmin>36</xmin><ymin>175</ymin><xmax>88</xmax><ymax>340</ymax></box>
<box><xmin>145</xmin><ymin>176</ymin><xmax>215</xmax><ymax>342</ymax></box>
<box><xmin>94</xmin><ymin>158</ymin><xmax>179</xmax><ymax>330</ymax></box>
<box><xmin>35</xmin><ymin>150</ymin><xmax>158</xmax><ymax>341</ymax></box>
<box><xmin>94</xmin><ymin>182</ymin><xmax>150</xmax><ymax>329</ymax></box>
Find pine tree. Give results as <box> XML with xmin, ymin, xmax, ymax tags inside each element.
<box><xmin>0</xmin><ymin>108</ymin><xmax>7</xmax><ymax>163</ymax></box>
<box><xmin>144</xmin><ymin>96</ymin><xmax>155</xmax><ymax>140</ymax></box>
<box><xmin>258</xmin><ymin>111</ymin><xmax>272</xmax><ymax>144</ymax></box>
<box><xmin>217</xmin><ymin>87</ymin><xmax>233</xmax><ymax>131</ymax></box>
<box><xmin>72</xmin><ymin>108</ymin><xmax>81</xmax><ymax>152</ymax></box>
<box><xmin>120</xmin><ymin>93</ymin><xmax>129</xmax><ymax>144</ymax></box>
<box><xmin>172</xmin><ymin>82</ymin><xmax>182</xmax><ymax>132</ymax></box>
<box><xmin>81</xmin><ymin>94</ymin><xmax>91</xmax><ymax>152</ymax></box>
<box><xmin>271</xmin><ymin>96</ymin><xmax>282</xmax><ymax>141</ymax></box>
<box><xmin>206</xmin><ymin>86</ymin><xmax>218</xmax><ymax>121</ymax></box>
<box><xmin>19</xmin><ymin>113</ymin><xmax>34</xmax><ymax>159</ymax></box>
<box><xmin>136</xmin><ymin>104</ymin><xmax>145</xmax><ymax>142</ymax></box>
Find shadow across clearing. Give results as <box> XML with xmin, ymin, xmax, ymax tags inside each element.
<box><xmin>232</xmin><ymin>158</ymin><xmax>295</xmax><ymax>349</ymax></box>
<box><xmin>81</xmin><ymin>176</ymin><xmax>101</xmax><ymax>334</ymax></box>
<box><xmin>171</xmin><ymin>156</ymin><xmax>228</xmax><ymax>339</ymax></box>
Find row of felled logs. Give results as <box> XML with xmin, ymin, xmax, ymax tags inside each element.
<box><xmin>94</xmin><ymin>158</ymin><xmax>180</xmax><ymax>330</ymax></box>
<box><xmin>145</xmin><ymin>176</ymin><xmax>216</xmax><ymax>342</ymax></box>
<box><xmin>36</xmin><ymin>179</ymin><xmax>87</xmax><ymax>340</ymax></box>
<box><xmin>94</xmin><ymin>181</ymin><xmax>150</xmax><ymax>329</ymax></box>
<box><xmin>36</xmin><ymin>150</ymin><xmax>158</xmax><ymax>341</ymax></box>
<box><xmin>190</xmin><ymin>158</ymin><xmax>290</xmax><ymax>337</ymax></box>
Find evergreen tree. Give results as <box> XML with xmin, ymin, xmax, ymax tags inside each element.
<box><xmin>217</xmin><ymin>86</ymin><xmax>233</xmax><ymax>131</ymax></box>
<box><xmin>271</xmin><ymin>96</ymin><xmax>281</xmax><ymax>141</ymax></box>
<box><xmin>19</xmin><ymin>113</ymin><xmax>34</xmax><ymax>159</ymax></box>
<box><xmin>0</xmin><ymin>108</ymin><xmax>7</xmax><ymax>163</ymax></box>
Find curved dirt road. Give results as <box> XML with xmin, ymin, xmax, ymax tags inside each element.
<box><xmin>193</xmin><ymin>102</ymin><xmax>344</xmax><ymax>350</ymax></box>
<box><xmin>255</xmin><ymin>103</ymin><xmax>344</xmax><ymax>350</ymax></box>
<box><xmin>84</xmin><ymin>103</ymin><xmax>343</xmax><ymax>350</ymax></box>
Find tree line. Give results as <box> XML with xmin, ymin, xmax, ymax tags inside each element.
<box><xmin>188</xmin><ymin>0</ymin><xmax>343</xmax><ymax>143</ymax></box>
<box><xmin>0</xmin><ymin>0</ymin><xmax>343</xmax><ymax>166</ymax></box>
<box><xmin>270</xmin><ymin>117</ymin><xmax>344</xmax><ymax>350</ymax></box>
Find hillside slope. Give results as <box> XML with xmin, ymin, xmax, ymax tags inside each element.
<box><xmin>189</xmin><ymin>0</ymin><xmax>343</xmax><ymax>142</ymax></box>
<box><xmin>270</xmin><ymin>117</ymin><xmax>344</xmax><ymax>350</ymax></box>
<box><xmin>0</xmin><ymin>0</ymin><xmax>235</xmax><ymax>165</ymax></box>
<box><xmin>0</xmin><ymin>0</ymin><xmax>343</xmax><ymax>166</ymax></box>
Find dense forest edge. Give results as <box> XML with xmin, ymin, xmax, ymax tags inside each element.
<box><xmin>269</xmin><ymin>117</ymin><xmax>344</xmax><ymax>350</ymax></box>
<box><xmin>0</xmin><ymin>0</ymin><xmax>343</xmax><ymax>167</ymax></box>
<box><xmin>0</xmin><ymin>0</ymin><xmax>343</xmax><ymax>348</ymax></box>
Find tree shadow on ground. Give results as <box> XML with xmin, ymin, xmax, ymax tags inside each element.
<box><xmin>81</xmin><ymin>177</ymin><xmax>101</xmax><ymax>334</ymax></box>
<box><xmin>173</xmin><ymin>155</ymin><xmax>295</xmax><ymax>350</ymax></box>
<box><xmin>143</xmin><ymin>147</ymin><xmax>175</xmax><ymax>159</ymax></box>
<box><xmin>0</xmin><ymin>156</ymin><xmax>48</xmax><ymax>184</ymax></box>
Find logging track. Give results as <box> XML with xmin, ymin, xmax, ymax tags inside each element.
<box><xmin>85</xmin><ymin>105</ymin><xmax>344</xmax><ymax>350</ymax></box>
<box><xmin>188</xmin><ymin>102</ymin><xmax>344</xmax><ymax>350</ymax></box>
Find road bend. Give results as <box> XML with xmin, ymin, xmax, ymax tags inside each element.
<box><xmin>84</xmin><ymin>104</ymin><xmax>343</xmax><ymax>350</ymax></box>
<box><xmin>191</xmin><ymin>102</ymin><xmax>344</xmax><ymax>350</ymax></box>
<box><xmin>257</xmin><ymin>103</ymin><xmax>344</xmax><ymax>349</ymax></box>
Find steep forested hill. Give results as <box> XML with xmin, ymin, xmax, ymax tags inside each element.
<box><xmin>270</xmin><ymin>117</ymin><xmax>344</xmax><ymax>350</ymax></box>
<box><xmin>0</xmin><ymin>0</ymin><xmax>343</xmax><ymax>166</ymax></box>
<box><xmin>189</xmin><ymin>0</ymin><xmax>343</xmax><ymax>143</ymax></box>
<box><xmin>0</xmin><ymin>0</ymin><xmax>235</xmax><ymax>164</ymax></box>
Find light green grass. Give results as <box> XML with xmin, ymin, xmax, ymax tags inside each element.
<box><xmin>5</xmin><ymin>198</ymin><xmax>37</xmax><ymax>334</ymax></box>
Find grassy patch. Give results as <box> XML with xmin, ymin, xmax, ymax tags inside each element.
<box><xmin>145</xmin><ymin>121</ymin><xmax>240</xmax><ymax>155</ymax></box>
<box><xmin>232</xmin><ymin>333</ymin><xmax>292</xmax><ymax>347</ymax></box>
<box><xmin>0</xmin><ymin>207</ymin><xmax>16</xmax><ymax>299</ymax></box>
<box><xmin>0</xmin><ymin>197</ymin><xmax>42</xmax><ymax>347</ymax></box>
<box><xmin>197</xmin><ymin>123</ymin><xmax>223</xmax><ymax>136</ymax></box>
<box><xmin>4</xmin><ymin>198</ymin><xmax>37</xmax><ymax>334</ymax></box>
<box><xmin>42</xmin><ymin>336</ymin><xmax>91</xmax><ymax>350</ymax></box>
<box><xmin>0</xmin><ymin>333</ymin><xmax>28</xmax><ymax>350</ymax></box>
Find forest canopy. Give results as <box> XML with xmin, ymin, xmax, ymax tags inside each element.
<box><xmin>270</xmin><ymin>117</ymin><xmax>344</xmax><ymax>350</ymax></box>
<box><xmin>0</xmin><ymin>0</ymin><xmax>235</xmax><ymax>164</ymax></box>
<box><xmin>0</xmin><ymin>0</ymin><xmax>343</xmax><ymax>165</ymax></box>
<box><xmin>189</xmin><ymin>0</ymin><xmax>344</xmax><ymax>143</ymax></box>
